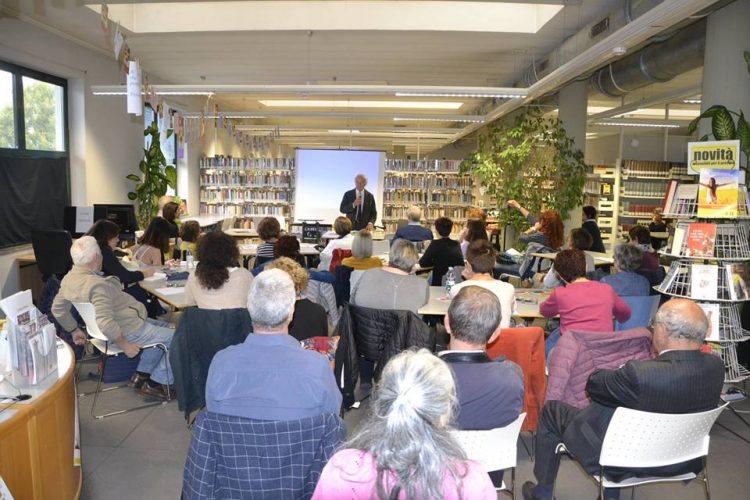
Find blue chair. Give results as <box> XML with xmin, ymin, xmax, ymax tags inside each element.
<box><xmin>615</xmin><ymin>295</ymin><xmax>660</xmax><ymax>331</ymax></box>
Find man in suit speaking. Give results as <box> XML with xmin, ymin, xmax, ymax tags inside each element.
<box><xmin>340</xmin><ymin>173</ymin><xmax>377</xmax><ymax>231</ymax></box>
<box><xmin>523</xmin><ymin>298</ymin><xmax>725</xmax><ymax>500</ymax></box>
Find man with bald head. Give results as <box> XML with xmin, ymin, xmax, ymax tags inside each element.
<box><xmin>339</xmin><ymin>173</ymin><xmax>377</xmax><ymax>231</ymax></box>
<box><xmin>523</xmin><ymin>299</ymin><xmax>725</xmax><ymax>500</ymax></box>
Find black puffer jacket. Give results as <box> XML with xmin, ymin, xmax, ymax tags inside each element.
<box><xmin>333</xmin><ymin>304</ymin><xmax>435</xmax><ymax>407</ymax></box>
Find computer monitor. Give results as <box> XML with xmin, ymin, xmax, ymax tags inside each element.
<box><xmin>93</xmin><ymin>204</ymin><xmax>138</xmax><ymax>237</ymax></box>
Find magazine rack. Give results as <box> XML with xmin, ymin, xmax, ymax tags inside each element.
<box><xmin>657</xmin><ymin>215</ymin><xmax>750</xmax><ymax>383</ymax></box>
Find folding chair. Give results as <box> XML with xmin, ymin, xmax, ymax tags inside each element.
<box><xmin>452</xmin><ymin>413</ymin><xmax>527</xmax><ymax>498</ymax></box>
<box><xmin>554</xmin><ymin>404</ymin><xmax>728</xmax><ymax>500</ymax></box>
<box><xmin>73</xmin><ymin>302</ymin><xmax>172</xmax><ymax>419</ymax></box>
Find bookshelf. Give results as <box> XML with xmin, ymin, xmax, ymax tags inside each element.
<box><xmin>382</xmin><ymin>159</ymin><xmax>474</xmax><ymax>235</ymax></box>
<box><xmin>656</xmin><ymin>215</ymin><xmax>750</xmax><ymax>383</ymax></box>
<box><xmin>198</xmin><ymin>155</ymin><xmax>295</xmax><ymax>225</ymax></box>
<box><xmin>588</xmin><ymin>164</ymin><xmax>617</xmax><ymax>250</ymax></box>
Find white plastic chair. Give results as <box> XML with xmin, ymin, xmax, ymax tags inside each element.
<box><xmin>73</xmin><ymin>302</ymin><xmax>172</xmax><ymax>419</ymax></box>
<box><xmin>452</xmin><ymin>412</ymin><xmax>526</xmax><ymax>498</ymax></box>
<box><xmin>554</xmin><ymin>404</ymin><xmax>728</xmax><ymax>500</ymax></box>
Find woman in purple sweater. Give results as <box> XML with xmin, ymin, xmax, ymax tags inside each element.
<box><xmin>540</xmin><ymin>249</ymin><xmax>631</xmax><ymax>358</ymax></box>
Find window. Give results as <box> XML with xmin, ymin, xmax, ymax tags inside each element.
<box><xmin>0</xmin><ymin>69</ymin><xmax>16</xmax><ymax>149</ymax></box>
<box><xmin>0</xmin><ymin>61</ymin><xmax>68</xmax><ymax>155</ymax></box>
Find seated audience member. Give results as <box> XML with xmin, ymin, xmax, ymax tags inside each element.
<box><xmin>162</xmin><ymin>201</ymin><xmax>181</xmax><ymax>238</ymax></box>
<box><xmin>460</xmin><ymin>218</ymin><xmax>488</xmax><ymax>258</ymax></box>
<box><xmin>341</xmin><ymin>230</ymin><xmax>382</xmax><ymax>270</ymax></box>
<box><xmin>351</xmin><ymin>239</ymin><xmax>429</xmax><ymax>315</ymax></box>
<box><xmin>52</xmin><ymin>237</ymin><xmax>175</xmax><ymax>398</ymax></box>
<box><xmin>392</xmin><ymin>205</ymin><xmax>433</xmax><ymax>243</ymax></box>
<box><xmin>205</xmin><ymin>269</ymin><xmax>342</xmax><ymax>420</ymax></box>
<box><xmin>184</xmin><ymin>232</ymin><xmax>253</xmax><ymax>309</ymax></box>
<box><xmin>523</xmin><ymin>299</ymin><xmax>725</xmax><ymax>500</ymax></box>
<box><xmin>419</xmin><ymin>217</ymin><xmax>464</xmax><ymax>287</ymax></box>
<box><xmin>440</xmin><ymin>286</ymin><xmax>524</xmax><ymax>488</ymax></box>
<box><xmin>318</xmin><ymin>216</ymin><xmax>354</xmax><ymax>271</ymax></box>
<box><xmin>266</xmin><ymin>257</ymin><xmax>328</xmax><ymax>341</ymax></box>
<box><xmin>540</xmin><ymin>249</ymin><xmax>631</xmax><ymax>358</ymax></box>
<box><xmin>178</xmin><ymin>220</ymin><xmax>201</xmax><ymax>259</ymax></box>
<box><xmin>649</xmin><ymin>208</ymin><xmax>668</xmax><ymax>251</ymax></box>
<box><xmin>496</xmin><ymin>203</ymin><xmax>564</xmax><ymax>277</ymax></box>
<box><xmin>255</xmin><ymin>217</ymin><xmax>281</xmax><ymax>263</ymax></box>
<box><xmin>86</xmin><ymin>219</ymin><xmax>155</xmax><ymax>285</ymax></box>
<box><xmin>313</xmin><ymin>349</ymin><xmax>496</xmax><ymax>499</ymax></box>
<box><xmin>628</xmin><ymin>225</ymin><xmax>659</xmax><ymax>271</ymax></box>
<box><xmin>581</xmin><ymin>205</ymin><xmax>606</xmax><ymax>253</ymax></box>
<box><xmin>133</xmin><ymin>217</ymin><xmax>173</xmax><ymax>266</ymax></box>
<box><xmin>540</xmin><ymin>228</ymin><xmax>595</xmax><ymax>289</ymax></box>
<box><xmin>449</xmin><ymin>241</ymin><xmax>515</xmax><ymax>329</ymax></box>
<box><xmin>601</xmin><ymin>244</ymin><xmax>651</xmax><ymax>297</ymax></box>
<box><xmin>274</xmin><ymin>234</ymin><xmax>306</xmax><ymax>267</ymax></box>
<box><xmin>157</xmin><ymin>195</ymin><xmax>174</xmax><ymax>217</ymax></box>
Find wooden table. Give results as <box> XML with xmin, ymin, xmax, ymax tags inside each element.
<box><xmin>139</xmin><ymin>269</ymin><xmax>192</xmax><ymax>310</ymax></box>
<box><xmin>418</xmin><ymin>286</ymin><xmax>550</xmax><ymax>319</ymax></box>
<box><xmin>225</xmin><ymin>228</ymin><xmax>258</xmax><ymax>239</ymax></box>
<box><xmin>238</xmin><ymin>242</ymin><xmax>320</xmax><ymax>268</ymax></box>
<box><xmin>530</xmin><ymin>250</ymin><xmax>614</xmax><ymax>266</ymax></box>
<box><xmin>0</xmin><ymin>342</ymin><xmax>82</xmax><ymax>499</ymax></box>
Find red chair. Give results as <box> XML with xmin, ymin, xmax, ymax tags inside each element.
<box><xmin>329</xmin><ymin>248</ymin><xmax>352</xmax><ymax>273</ymax></box>
<box><xmin>486</xmin><ymin>327</ymin><xmax>546</xmax><ymax>433</ymax></box>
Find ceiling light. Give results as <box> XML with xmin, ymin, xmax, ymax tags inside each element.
<box><xmin>595</xmin><ymin>120</ymin><xmax>681</xmax><ymax>129</ymax></box>
<box><xmin>394</xmin><ymin>117</ymin><xmax>484</xmax><ymax>123</ymax></box>
<box><xmin>395</xmin><ymin>92</ymin><xmax>525</xmax><ymax>99</ymax></box>
<box><xmin>259</xmin><ymin>100</ymin><xmax>463</xmax><ymax>110</ymax></box>
<box><xmin>91</xmin><ymin>90</ymin><xmax>213</xmax><ymax>96</ymax></box>
<box><xmin>683</xmin><ymin>98</ymin><xmax>702</xmax><ymax>104</ymax></box>
<box><xmin>327</xmin><ymin>129</ymin><xmax>360</xmax><ymax>134</ymax></box>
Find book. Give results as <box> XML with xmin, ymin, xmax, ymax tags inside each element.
<box><xmin>685</xmin><ymin>223</ymin><xmax>717</xmax><ymax>257</ymax></box>
<box><xmin>662</xmin><ymin>180</ymin><xmax>678</xmax><ymax>214</ymax></box>
<box><xmin>670</xmin><ymin>226</ymin><xmax>686</xmax><ymax>255</ymax></box>
<box><xmin>660</xmin><ymin>261</ymin><xmax>681</xmax><ymax>292</ymax></box>
<box><xmin>698</xmin><ymin>303</ymin><xmax>721</xmax><ymax>341</ymax></box>
<box><xmin>690</xmin><ymin>264</ymin><xmax>718</xmax><ymax>300</ymax></box>
<box><xmin>697</xmin><ymin>168</ymin><xmax>739</xmax><ymax>217</ymax></box>
<box><xmin>669</xmin><ymin>183</ymin><xmax>699</xmax><ymax>215</ymax></box>
<box><xmin>725</xmin><ymin>263</ymin><xmax>750</xmax><ymax>301</ymax></box>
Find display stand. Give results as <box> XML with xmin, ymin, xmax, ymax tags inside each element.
<box><xmin>658</xmin><ymin>216</ymin><xmax>750</xmax><ymax>383</ymax></box>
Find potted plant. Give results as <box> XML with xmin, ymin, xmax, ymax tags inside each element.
<box><xmin>687</xmin><ymin>51</ymin><xmax>750</xmax><ymax>169</ymax></box>
<box><xmin>460</xmin><ymin>109</ymin><xmax>587</xmax><ymax>234</ymax></box>
<box><xmin>126</xmin><ymin>121</ymin><xmax>176</xmax><ymax>229</ymax></box>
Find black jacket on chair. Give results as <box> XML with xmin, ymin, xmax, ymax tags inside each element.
<box><xmin>563</xmin><ymin>349</ymin><xmax>725</xmax><ymax>481</ymax></box>
<box><xmin>339</xmin><ymin>189</ymin><xmax>377</xmax><ymax>231</ymax></box>
<box><xmin>333</xmin><ymin>304</ymin><xmax>435</xmax><ymax>407</ymax></box>
<box><xmin>169</xmin><ymin>308</ymin><xmax>252</xmax><ymax>418</ymax></box>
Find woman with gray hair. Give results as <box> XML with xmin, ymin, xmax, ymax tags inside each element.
<box><xmin>312</xmin><ymin>349</ymin><xmax>495</xmax><ymax>499</ymax></box>
<box><xmin>351</xmin><ymin>239</ymin><xmax>429</xmax><ymax>314</ymax></box>
<box><xmin>601</xmin><ymin>243</ymin><xmax>651</xmax><ymax>297</ymax></box>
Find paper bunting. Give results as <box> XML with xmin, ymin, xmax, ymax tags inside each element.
<box><xmin>126</xmin><ymin>60</ymin><xmax>142</xmax><ymax>116</ymax></box>
<box><xmin>100</xmin><ymin>3</ymin><xmax>109</xmax><ymax>32</ymax></box>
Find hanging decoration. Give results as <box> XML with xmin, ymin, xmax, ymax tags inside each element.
<box><xmin>126</xmin><ymin>60</ymin><xmax>142</xmax><ymax>116</ymax></box>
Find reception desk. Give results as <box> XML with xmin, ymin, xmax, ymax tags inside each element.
<box><xmin>0</xmin><ymin>342</ymin><xmax>81</xmax><ymax>499</ymax></box>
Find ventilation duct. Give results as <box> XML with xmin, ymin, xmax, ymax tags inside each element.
<box><xmin>522</xmin><ymin>0</ymin><xmax>666</xmax><ymax>86</ymax></box>
<box><xmin>590</xmin><ymin>18</ymin><xmax>706</xmax><ymax>97</ymax></box>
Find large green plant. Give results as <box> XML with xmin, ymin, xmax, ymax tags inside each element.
<box><xmin>687</xmin><ymin>51</ymin><xmax>750</xmax><ymax>168</ymax></box>
<box><xmin>460</xmin><ymin>110</ymin><xmax>587</xmax><ymax>233</ymax></box>
<box><xmin>127</xmin><ymin>121</ymin><xmax>176</xmax><ymax>229</ymax></box>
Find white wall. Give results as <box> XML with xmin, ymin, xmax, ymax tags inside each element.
<box><xmin>0</xmin><ymin>17</ymin><xmax>144</xmax><ymax>299</ymax></box>
<box><xmin>585</xmin><ymin>132</ymin><xmax>693</xmax><ymax>165</ymax></box>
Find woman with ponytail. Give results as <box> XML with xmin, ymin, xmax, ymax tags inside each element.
<box><xmin>312</xmin><ymin>349</ymin><xmax>495</xmax><ymax>500</ymax></box>
<box><xmin>184</xmin><ymin>231</ymin><xmax>252</xmax><ymax>309</ymax></box>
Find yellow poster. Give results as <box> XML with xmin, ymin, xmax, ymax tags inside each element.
<box><xmin>688</xmin><ymin>140</ymin><xmax>740</xmax><ymax>173</ymax></box>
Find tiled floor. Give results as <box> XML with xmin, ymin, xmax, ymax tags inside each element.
<box><xmin>77</xmin><ymin>361</ymin><xmax>750</xmax><ymax>499</ymax></box>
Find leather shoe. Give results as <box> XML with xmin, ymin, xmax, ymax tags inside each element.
<box><xmin>522</xmin><ymin>481</ymin><xmax>548</xmax><ymax>500</ymax></box>
<box><xmin>130</xmin><ymin>372</ymin><xmax>149</xmax><ymax>389</ymax></box>
<box><xmin>139</xmin><ymin>383</ymin><xmax>176</xmax><ymax>400</ymax></box>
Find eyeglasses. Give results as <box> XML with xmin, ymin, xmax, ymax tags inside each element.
<box><xmin>647</xmin><ymin>319</ymin><xmax>658</xmax><ymax>334</ymax></box>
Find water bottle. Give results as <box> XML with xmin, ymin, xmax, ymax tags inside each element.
<box><xmin>445</xmin><ymin>267</ymin><xmax>456</xmax><ymax>296</ymax></box>
<box><xmin>186</xmin><ymin>250</ymin><xmax>194</xmax><ymax>269</ymax></box>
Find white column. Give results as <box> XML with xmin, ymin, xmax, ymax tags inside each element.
<box><xmin>557</xmin><ymin>80</ymin><xmax>588</xmax><ymax>233</ymax></box>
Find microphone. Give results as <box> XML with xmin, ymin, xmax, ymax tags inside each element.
<box><xmin>0</xmin><ymin>374</ymin><xmax>32</xmax><ymax>401</ymax></box>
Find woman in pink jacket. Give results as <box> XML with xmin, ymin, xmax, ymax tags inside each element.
<box><xmin>540</xmin><ymin>249</ymin><xmax>631</xmax><ymax>358</ymax></box>
<box><xmin>312</xmin><ymin>349</ymin><xmax>495</xmax><ymax>500</ymax></box>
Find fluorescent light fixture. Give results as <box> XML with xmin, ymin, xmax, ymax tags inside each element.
<box><xmin>259</xmin><ymin>100</ymin><xmax>463</xmax><ymax>110</ymax></box>
<box><xmin>612</xmin><ymin>108</ymin><xmax>699</xmax><ymax>119</ymax></box>
<box><xmin>595</xmin><ymin>120</ymin><xmax>681</xmax><ymax>129</ymax></box>
<box><xmin>683</xmin><ymin>98</ymin><xmax>702</xmax><ymax>104</ymax></box>
<box><xmin>91</xmin><ymin>90</ymin><xmax>213</xmax><ymax>96</ymax></box>
<box><xmin>395</xmin><ymin>92</ymin><xmax>525</xmax><ymax>99</ymax></box>
<box><xmin>89</xmin><ymin>2</ymin><xmax>563</xmax><ymax>34</ymax></box>
<box><xmin>394</xmin><ymin>116</ymin><xmax>484</xmax><ymax>123</ymax></box>
<box><xmin>327</xmin><ymin>129</ymin><xmax>360</xmax><ymax>134</ymax></box>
